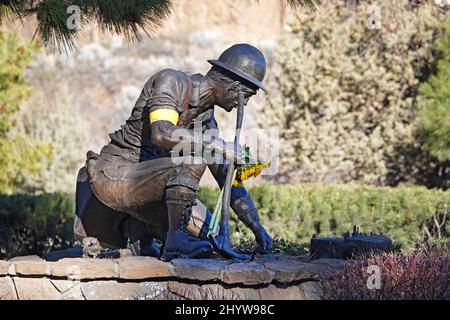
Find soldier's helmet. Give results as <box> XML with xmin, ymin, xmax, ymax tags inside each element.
<box><xmin>208</xmin><ymin>43</ymin><xmax>267</xmax><ymax>92</ymax></box>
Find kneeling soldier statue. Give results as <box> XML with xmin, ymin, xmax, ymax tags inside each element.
<box><xmin>74</xmin><ymin>43</ymin><xmax>273</xmax><ymax>261</ymax></box>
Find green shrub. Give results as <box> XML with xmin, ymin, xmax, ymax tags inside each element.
<box><xmin>418</xmin><ymin>19</ymin><xmax>450</xmax><ymax>163</ymax></box>
<box><xmin>0</xmin><ymin>32</ymin><xmax>52</xmax><ymax>194</ymax></box>
<box><xmin>198</xmin><ymin>184</ymin><xmax>449</xmax><ymax>250</ymax></box>
<box><xmin>0</xmin><ymin>184</ymin><xmax>447</xmax><ymax>258</ymax></box>
<box><xmin>0</xmin><ymin>192</ymin><xmax>76</xmax><ymax>259</ymax></box>
<box><xmin>14</xmin><ymin>85</ymin><xmax>88</xmax><ymax>194</ymax></box>
<box><xmin>264</xmin><ymin>0</ymin><xmax>447</xmax><ymax>186</ymax></box>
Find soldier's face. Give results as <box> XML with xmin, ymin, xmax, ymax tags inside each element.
<box><xmin>219</xmin><ymin>82</ymin><xmax>256</xmax><ymax>112</ymax></box>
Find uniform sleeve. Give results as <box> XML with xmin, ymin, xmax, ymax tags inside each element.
<box><xmin>146</xmin><ymin>69</ymin><xmax>186</xmax><ymax>114</ymax></box>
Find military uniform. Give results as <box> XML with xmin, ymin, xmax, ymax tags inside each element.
<box><xmin>74</xmin><ymin>44</ymin><xmax>273</xmax><ymax>260</ymax></box>
<box><xmin>75</xmin><ymin>69</ymin><xmax>249</xmax><ymax>249</ymax></box>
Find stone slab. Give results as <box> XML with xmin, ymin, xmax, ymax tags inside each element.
<box><xmin>9</xmin><ymin>255</ymin><xmax>44</xmax><ymax>262</ymax></box>
<box><xmin>48</xmin><ymin>258</ymin><xmax>119</xmax><ymax>280</ymax></box>
<box><xmin>59</xmin><ymin>284</ymin><xmax>85</xmax><ymax>300</ymax></box>
<box><xmin>13</xmin><ymin>260</ymin><xmax>51</xmax><ymax>276</ymax></box>
<box><xmin>118</xmin><ymin>256</ymin><xmax>172</xmax><ymax>280</ymax></box>
<box><xmin>0</xmin><ymin>277</ymin><xmax>18</xmax><ymax>300</ymax></box>
<box><xmin>221</xmin><ymin>262</ymin><xmax>274</xmax><ymax>285</ymax></box>
<box><xmin>81</xmin><ymin>281</ymin><xmax>167</xmax><ymax>300</ymax></box>
<box><xmin>0</xmin><ymin>260</ymin><xmax>9</xmax><ymax>275</ymax></box>
<box><xmin>264</xmin><ymin>258</ymin><xmax>319</xmax><ymax>283</ymax></box>
<box><xmin>300</xmin><ymin>281</ymin><xmax>323</xmax><ymax>300</ymax></box>
<box><xmin>170</xmin><ymin>259</ymin><xmax>230</xmax><ymax>281</ymax></box>
<box><xmin>259</xmin><ymin>284</ymin><xmax>304</xmax><ymax>300</ymax></box>
<box><xmin>50</xmin><ymin>279</ymin><xmax>81</xmax><ymax>293</ymax></box>
<box><xmin>13</xmin><ymin>277</ymin><xmax>60</xmax><ymax>300</ymax></box>
<box><xmin>167</xmin><ymin>281</ymin><xmax>262</xmax><ymax>300</ymax></box>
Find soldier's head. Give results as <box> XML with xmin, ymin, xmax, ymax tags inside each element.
<box><xmin>206</xmin><ymin>43</ymin><xmax>267</xmax><ymax>112</ymax></box>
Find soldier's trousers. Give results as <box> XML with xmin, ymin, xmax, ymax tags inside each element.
<box><xmin>74</xmin><ymin>144</ymin><xmax>211</xmax><ymax>249</ymax></box>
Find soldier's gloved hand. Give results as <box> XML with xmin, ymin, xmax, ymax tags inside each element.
<box><xmin>230</xmin><ymin>187</ymin><xmax>273</xmax><ymax>255</ymax></box>
<box><xmin>253</xmin><ymin>224</ymin><xmax>273</xmax><ymax>254</ymax></box>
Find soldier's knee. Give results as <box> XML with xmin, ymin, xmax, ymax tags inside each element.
<box><xmin>164</xmin><ymin>185</ymin><xmax>197</xmax><ymax>204</ymax></box>
<box><xmin>166</xmin><ymin>163</ymin><xmax>207</xmax><ymax>192</ymax></box>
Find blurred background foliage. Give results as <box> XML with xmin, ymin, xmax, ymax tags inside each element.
<box><xmin>0</xmin><ymin>32</ymin><xmax>52</xmax><ymax>194</ymax></box>
<box><xmin>198</xmin><ymin>184</ymin><xmax>449</xmax><ymax>251</ymax></box>
<box><xmin>264</xmin><ymin>0</ymin><xmax>449</xmax><ymax>188</ymax></box>
<box><xmin>418</xmin><ymin>19</ymin><xmax>450</xmax><ymax>164</ymax></box>
<box><xmin>0</xmin><ymin>0</ymin><xmax>316</xmax><ymax>50</ymax></box>
<box><xmin>0</xmin><ymin>0</ymin><xmax>449</xmax><ymax>258</ymax></box>
<box><xmin>0</xmin><ymin>184</ymin><xmax>447</xmax><ymax>259</ymax></box>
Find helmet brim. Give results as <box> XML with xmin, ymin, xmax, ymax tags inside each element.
<box><xmin>207</xmin><ymin>59</ymin><xmax>267</xmax><ymax>92</ymax></box>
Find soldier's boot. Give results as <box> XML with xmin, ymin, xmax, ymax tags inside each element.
<box><xmin>162</xmin><ymin>186</ymin><xmax>212</xmax><ymax>261</ymax></box>
<box><xmin>123</xmin><ymin>216</ymin><xmax>161</xmax><ymax>257</ymax></box>
<box><xmin>140</xmin><ymin>240</ymin><xmax>161</xmax><ymax>257</ymax></box>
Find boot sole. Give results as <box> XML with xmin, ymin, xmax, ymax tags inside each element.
<box><xmin>163</xmin><ymin>247</ymin><xmax>213</xmax><ymax>262</ymax></box>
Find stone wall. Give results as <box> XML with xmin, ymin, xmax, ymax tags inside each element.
<box><xmin>0</xmin><ymin>255</ymin><xmax>345</xmax><ymax>300</ymax></box>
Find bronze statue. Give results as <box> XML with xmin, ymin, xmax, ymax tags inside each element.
<box><xmin>73</xmin><ymin>43</ymin><xmax>273</xmax><ymax>261</ymax></box>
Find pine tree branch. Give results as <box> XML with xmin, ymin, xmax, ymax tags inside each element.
<box><xmin>1</xmin><ymin>0</ymin><xmax>318</xmax><ymax>50</ymax></box>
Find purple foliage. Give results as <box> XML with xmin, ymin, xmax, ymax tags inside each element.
<box><xmin>321</xmin><ymin>249</ymin><xmax>450</xmax><ymax>300</ymax></box>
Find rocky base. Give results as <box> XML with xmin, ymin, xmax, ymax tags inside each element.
<box><xmin>0</xmin><ymin>255</ymin><xmax>346</xmax><ymax>300</ymax></box>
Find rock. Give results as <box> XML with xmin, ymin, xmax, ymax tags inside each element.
<box><xmin>310</xmin><ymin>232</ymin><xmax>393</xmax><ymax>259</ymax></box>
<box><xmin>166</xmin><ymin>282</ymin><xmax>203</xmax><ymax>299</ymax></box>
<box><xmin>259</xmin><ymin>284</ymin><xmax>304</xmax><ymax>300</ymax></box>
<box><xmin>9</xmin><ymin>256</ymin><xmax>47</xmax><ymax>275</ymax></box>
<box><xmin>264</xmin><ymin>258</ymin><xmax>319</xmax><ymax>283</ymax></box>
<box><xmin>81</xmin><ymin>281</ymin><xmax>167</xmax><ymax>300</ymax></box>
<box><xmin>224</xmin><ymin>286</ymin><xmax>262</xmax><ymax>300</ymax></box>
<box><xmin>13</xmin><ymin>260</ymin><xmax>50</xmax><ymax>276</ymax></box>
<box><xmin>311</xmin><ymin>258</ymin><xmax>347</xmax><ymax>269</ymax></box>
<box><xmin>170</xmin><ymin>259</ymin><xmax>230</xmax><ymax>281</ymax></box>
<box><xmin>9</xmin><ymin>255</ymin><xmax>43</xmax><ymax>262</ymax></box>
<box><xmin>0</xmin><ymin>277</ymin><xmax>18</xmax><ymax>300</ymax></box>
<box><xmin>118</xmin><ymin>256</ymin><xmax>172</xmax><ymax>280</ymax></box>
<box><xmin>311</xmin><ymin>258</ymin><xmax>347</xmax><ymax>279</ymax></box>
<box><xmin>7</xmin><ymin>263</ymin><xmax>16</xmax><ymax>276</ymax></box>
<box><xmin>221</xmin><ymin>262</ymin><xmax>274</xmax><ymax>285</ymax></box>
<box><xmin>167</xmin><ymin>282</ymin><xmax>261</xmax><ymax>300</ymax></box>
<box><xmin>50</xmin><ymin>279</ymin><xmax>81</xmax><ymax>293</ymax></box>
<box><xmin>0</xmin><ymin>260</ymin><xmax>9</xmax><ymax>275</ymax></box>
<box><xmin>59</xmin><ymin>284</ymin><xmax>85</xmax><ymax>300</ymax></box>
<box><xmin>48</xmin><ymin>258</ymin><xmax>119</xmax><ymax>280</ymax></box>
<box><xmin>299</xmin><ymin>281</ymin><xmax>323</xmax><ymax>300</ymax></box>
<box><xmin>13</xmin><ymin>277</ymin><xmax>61</xmax><ymax>300</ymax></box>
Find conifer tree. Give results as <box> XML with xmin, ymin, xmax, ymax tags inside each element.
<box><xmin>419</xmin><ymin>19</ymin><xmax>450</xmax><ymax>163</ymax></box>
<box><xmin>0</xmin><ymin>0</ymin><xmax>317</xmax><ymax>50</ymax></box>
<box><xmin>0</xmin><ymin>32</ymin><xmax>51</xmax><ymax>194</ymax></box>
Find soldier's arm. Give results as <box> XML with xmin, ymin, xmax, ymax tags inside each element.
<box><xmin>206</xmin><ymin>117</ymin><xmax>272</xmax><ymax>253</ymax></box>
<box><xmin>150</xmin><ymin>108</ymin><xmax>198</xmax><ymax>150</ymax></box>
<box><xmin>147</xmin><ymin>69</ymin><xmax>235</xmax><ymax>160</ymax></box>
<box><xmin>150</xmin><ymin>116</ymin><xmax>240</xmax><ymax>164</ymax></box>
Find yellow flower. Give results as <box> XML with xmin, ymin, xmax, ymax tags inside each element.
<box><xmin>233</xmin><ymin>163</ymin><xmax>270</xmax><ymax>187</ymax></box>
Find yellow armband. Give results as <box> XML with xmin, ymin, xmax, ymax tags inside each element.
<box><xmin>149</xmin><ymin>109</ymin><xmax>179</xmax><ymax>126</ymax></box>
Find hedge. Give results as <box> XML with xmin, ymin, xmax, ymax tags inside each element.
<box><xmin>0</xmin><ymin>193</ymin><xmax>75</xmax><ymax>259</ymax></box>
<box><xmin>199</xmin><ymin>184</ymin><xmax>449</xmax><ymax>250</ymax></box>
<box><xmin>0</xmin><ymin>184</ymin><xmax>448</xmax><ymax>258</ymax></box>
